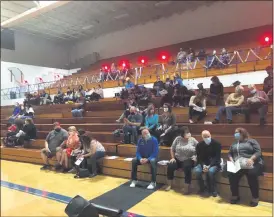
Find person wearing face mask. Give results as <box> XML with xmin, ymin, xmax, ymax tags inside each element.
<box><xmin>156</xmin><ymin>103</ymin><xmax>177</xmax><ymax>146</ymax></box>
<box><xmin>213</xmin><ymin>85</ymin><xmax>245</xmax><ymax>124</ymax></box>
<box><xmin>40</xmin><ymin>122</ymin><xmax>68</xmax><ymax>170</ymax></box>
<box><xmin>242</xmin><ymin>84</ymin><xmax>269</xmax><ymax>126</ymax></box>
<box><xmin>165</xmin><ymin>126</ymin><xmax>198</xmax><ymax>194</ymax></box>
<box><xmin>8</xmin><ymin>102</ymin><xmax>21</xmax><ymax>124</ymax></box>
<box><xmin>130</xmin><ymin>129</ymin><xmax>159</xmax><ymax>190</ymax></box>
<box><xmin>226</xmin><ymin>128</ymin><xmax>264</xmax><ymax>207</ymax></box>
<box><xmin>207</xmin><ymin>76</ymin><xmax>224</xmax><ymax>106</ymax></box>
<box><xmin>188</xmin><ymin>90</ymin><xmax>207</xmax><ymax>124</ymax></box>
<box><xmin>194</xmin><ymin>130</ymin><xmax>222</xmax><ymax>197</ymax></box>
<box><xmin>142</xmin><ymin>105</ymin><xmax>159</xmax><ymax>138</ymax></box>
<box><xmin>125</xmin><ymin>77</ymin><xmax>135</xmax><ymax>90</ymax></box>
<box><xmin>263</xmin><ymin>66</ymin><xmax>273</xmax><ymax>94</ymax></box>
<box><xmin>116</xmin><ymin>99</ymin><xmax>137</xmax><ymax>123</ymax></box>
<box><xmin>123</xmin><ymin>106</ymin><xmax>143</xmax><ymax>144</ymax></box>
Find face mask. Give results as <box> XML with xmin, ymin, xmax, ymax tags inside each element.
<box><xmin>55</xmin><ymin>128</ymin><xmax>61</xmax><ymax>132</ymax></box>
<box><xmin>184</xmin><ymin>133</ymin><xmax>191</xmax><ymax>139</ymax></box>
<box><xmin>250</xmin><ymin>89</ymin><xmax>256</xmax><ymax>94</ymax></box>
<box><xmin>234</xmin><ymin>132</ymin><xmax>241</xmax><ymax>140</ymax></box>
<box><xmin>203</xmin><ymin>137</ymin><xmax>211</xmax><ymax>145</ymax></box>
<box><xmin>130</xmin><ymin>112</ymin><xmax>135</xmax><ymax>115</ymax></box>
<box><xmin>163</xmin><ymin>108</ymin><xmax>168</xmax><ymax>112</ymax></box>
<box><xmin>144</xmin><ymin>134</ymin><xmax>151</xmax><ymax>141</ymax></box>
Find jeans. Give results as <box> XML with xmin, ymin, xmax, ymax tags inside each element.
<box><xmin>131</xmin><ymin>157</ymin><xmax>157</xmax><ymax>182</ymax></box>
<box><xmin>242</xmin><ymin>104</ymin><xmax>268</xmax><ymax>122</ymax></box>
<box><xmin>123</xmin><ymin>125</ymin><xmax>138</xmax><ymax>144</ymax></box>
<box><xmin>86</xmin><ymin>151</ymin><xmax>105</xmax><ymax>174</ymax></box>
<box><xmin>189</xmin><ymin>106</ymin><xmax>206</xmax><ymax>121</ymax></box>
<box><xmin>193</xmin><ymin>164</ymin><xmax>219</xmax><ymax>192</ymax></box>
<box><xmin>228</xmin><ymin>163</ymin><xmax>263</xmax><ymax>198</ymax></box>
<box><xmin>167</xmin><ymin>158</ymin><xmax>194</xmax><ymax>184</ymax></box>
<box><xmin>71</xmin><ymin>109</ymin><xmax>84</xmax><ymax>117</ymax></box>
<box><xmin>215</xmin><ymin>106</ymin><xmax>242</xmax><ymax>121</ymax></box>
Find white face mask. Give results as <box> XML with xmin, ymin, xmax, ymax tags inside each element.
<box><xmin>250</xmin><ymin>89</ymin><xmax>256</xmax><ymax>94</ymax></box>
<box><xmin>163</xmin><ymin>108</ymin><xmax>168</xmax><ymax>112</ymax></box>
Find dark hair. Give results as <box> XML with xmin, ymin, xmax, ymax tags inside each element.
<box><xmin>78</xmin><ymin>85</ymin><xmax>83</xmax><ymax>90</ymax></box>
<box><xmin>98</xmin><ymin>85</ymin><xmax>101</xmax><ymax>88</ymax></box>
<box><xmin>27</xmin><ymin>104</ymin><xmax>32</xmax><ymax>108</ymax></box>
<box><xmin>193</xmin><ymin>91</ymin><xmax>206</xmax><ymax>104</ymax></box>
<box><xmin>25</xmin><ymin>118</ymin><xmax>33</xmax><ymax>125</ymax></box>
<box><xmin>163</xmin><ymin>103</ymin><xmax>172</xmax><ymax>113</ymax></box>
<box><xmin>14</xmin><ymin>118</ymin><xmax>24</xmax><ymax>130</ymax></box>
<box><xmin>211</xmin><ymin>76</ymin><xmax>220</xmax><ymax>83</ymax></box>
<box><xmin>235</xmin><ymin>128</ymin><xmax>250</xmax><ymax>141</ymax></box>
<box><xmin>181</xmin><ymin>126</ymin><xmax>190</xmax><ymax>137</ymax></box>
<box><xmin>78</xmin><ymin>129</ymin><xmax>86</xmax><ymax>136</ymax></box>
<box><xmin>147</xmin><ymin>104</ymin><xmax>155</xmax><ymax>116</ymax></box>
<box><xmin>80</xmin><ymin>134</ymin><xmax>91</xmax><ymax>148</ymax></box>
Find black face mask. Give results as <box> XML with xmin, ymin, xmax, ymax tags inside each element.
<box><xmin>55</xmin><ymin>128</ymin><xmax>61</xmax><ymax>132</ymax></box>
<box><xmin>130</xmin><ymin>112</ymin><xmax>135</xmax><ymax>115</ymax></box>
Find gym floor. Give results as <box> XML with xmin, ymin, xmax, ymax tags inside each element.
<box><xmin>1</xmin><ymin>160</ymin><xmax>272</xmax><ymax>216</ymax></box>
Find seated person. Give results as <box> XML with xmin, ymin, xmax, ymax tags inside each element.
<box><xmin>63</xmin><ymin>87</ymin><xmax>73</xmax><ymax>102</ymax></box>
<box><xmin>207</xmin><ymin>50</ymin><xmax>218</xmax><ymax>69</ymax></box>
<box><xmin>219</xmin><ymin>48</ymin><xmax>230</xmax><ymax>67</ymax></box>
<box><xmin>142</xmin><ymin>105</ymin><xmax>159</xmax><ymax>138</ymax></box>
<box><xmin>213</xmin><ymin>85</ymin><xmax>244</xmax><ymax>124</ymax></box>
<box><xmin>197</xmin><ymin>48</ymin><xmax>206</xmax><ymax>60</ymax></box>
<box><xmin>74</xmin><ymin>133</ymin><xmax>105</xmax><ymax>178</ymax></box>
<box><xmin>194</xmin><ymin>130</ymin><xmax>221</xmax><ymax>197</ymax></box>
<box><xmin>165</xmin><ymin>126</ymin><xmax>198</xmax><ymax>194</ymax></box>
<box><xmin>207</xmin><ymin>76</ymin><xmax>224</xmax><ymax>106</ymax></box>
<box><xmin>156</xmin><ymin>103</ymin><xmax>177</xmax><ymax>146</ymax></box>
<box><xmin>85</xmin><ymin>88</ymin><xmax>94</xmax><ymax>100</ymax></box>
<box><xmin>40</xmin><ymin>122</ymin><xmax>68</xmax><ymax>170</ymax></box>
<box><xmin>125</xmin><ymin>77</ymin><xmax>134</xmax><ymax>90</ymax></box>
<box><xmin>40</xmin><ymin>90</ymin><xmax>52</xmax><ymax>105</ymax></box>
<box><xmin>29</xmin><ymin>92</ymin><xmax>40</xmax><ymax>105</ymax></box>
<box><xmin>153</xmin><ymin>76</ymin><xmax>165</xmax><ymax>97</ymax></box>
<box><xmin>17</xmin><ymin>118</ymin><xmax>37</xmax><ymax>146</ymax></box>
<box><xmin>18</xmin><ymin>104</ymin><xmax>26</xmax><ymax>118</ymax></box>
<box><xmin>189</xmin><ymin>90</ymin><xmax>207</xmax><ymax>123</ymax></box>
<box><xmin>263</xmin><ymin>66</ymin><xmax>273</xmax><ymax>94</ymax></box>
<box><xmin>53</xmin><ymin>87</ymin><xmax>64</xmax><ymax>104</ymax></box>
<box><xmin>243</xmin><ymin>84</ymin><xmax>269</xmax><ymax>125</ymax></box>
<box><xmin>8</xmin><ymin>102</ymin><xmax>21</xmax><ymax>123</ymax></box>
<box><xmin>226</xmin><ymin>128</ymin><xmax>263</xmax><ymax>207</ymax></box>
<box><xmin>130</xmin><ymin>129</ymin><xmax>159</xmax><ymax>190</ymax></box>
<box><xmin>116</xmin><ymin>98</ymin><xmax>137</xmax><ymax>123</ymax></box>
<box><xmin>123</xmin><ymin>106</ymin><xmax>143</xmax><ymax>144</ymax></box>
<box><xmin>172</xmin><ymin>87</ymin><xmax>181</xmax><ymax>107</ymax></box>
<box><xmin>176</xmin><ymin>48</ymin><xmax>187</xmax><ymax>64</ymax></box>
<box><xmin>58</xmin><ymin>126</ymin><xmax>80</xmax><ymax>172</ymax></box>
<box><xmin>2</xmin><ymin>123</ymin><xmax>18</xmax><ymax>147</ymax></box>
<box><xmin>90</xmin><ymin>85</ymin><xmax>103</xmax><ymax>101</ymax></box>
<box><xmin>174</xmin><ymin>74</ymin><xmax>183</xmax><ymax>87</ymax></box>
<box><xmin>20</xmin><ymin>104</ymin><xmax>35</xmax><ymax>119</ymax></box>
<box><xmin>71</xmin><ymin>93</ymin><xmax>85</xmax><ymax>118</ymax></box>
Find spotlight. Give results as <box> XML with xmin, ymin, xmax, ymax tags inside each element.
<box><xmin>265</xmin><ymin>36</ymin><xmax>270</xmax><ymax>42</ymax></box>
<box><xmin>162</xmin><ymin>55</ymin><xmax>166</xmax><ymax>60</ymax></box>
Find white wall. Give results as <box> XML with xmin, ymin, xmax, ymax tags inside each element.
<box><xmin>70</xmin><ymin>1</ymin><xmax>272</xmax><ymax>62</ymax></box>
<box><xmin>1</xmin><ymin>31</ymin><xmax>70</xmax><ymax>69</ymax></box>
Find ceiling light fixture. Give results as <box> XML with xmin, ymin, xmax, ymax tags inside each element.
<box><xmin>82</xmin><ymin>25</ymin><xmax>94</xmax><ymax>30</ymax></box>
<box><xmin>114</xmin><ymin>13</ymin><xmax>129</xmax><ymax>19</ymax></box>
<box><xmin>154</xmin><ymin>1</ymin><xmax>171</xmax><ymax>7</ymax></box>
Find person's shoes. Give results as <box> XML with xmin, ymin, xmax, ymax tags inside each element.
<box><xmin>189</xmin><ymin>119</ymin><xmax>194</xmax><ymax>124</ymax></box>
<box><xmin>68</xmin><ymin>168</ymin><xmax>77</xmax><ymax>174</ymax></box>
<box><xmin>211</xmin><ymin>191</ymin><xmax>218</xmax><ymax>197</ymax></box>
<box><xmin>89</xmin><ymin>173</ymin><xmax>97</xmax><ymax>178</ymax></box>
<box><xmin>212</xmin><ymin>119</ymin><xmax>219</xmax><ymax>124</ymax></box>
<box><xmin>115</xmin><ymin>119</ymin><xmax>121</xmax><ymax>123</ymax></box>
<box><xmin>164</xmin><ymin>180</ymin><xmax>172</xmax><ymax>191</ymax></box>
<box><xmin>130</xmin><ymin>180</ymin><xmax>138</xmax><ymax>188</ymax></box>
<box><xmin>250</xmin><ymin>198</ymin><xmax>259</xmax><ymax>207</ymax></box>
<box><xmin>40</xmin><ymin>165</ymin><xmax>50</xmax><ymax>170</ymax></box>
<box><xmin>259</xmin><ymin>118</ymin><xmax>266</xmax><ymax>126</ymax></box>
<box><xmin>230</xmin><ymin>196</ymin><xmax>240</xmax><ymax>204</ymax></box>
<box><xmin>227</xmin><ymin>120</ymin><xmax>233</xmax><ymax>124</ymax></box>
<box><xmin>54</xmin><ymin>163</ymin><xmax>62</xmax><ymax>170</ymax></box>
<box><xmin>147</xmin><ymin>182</ymin><xmax>156</xmax><ymax>190</ymax></box>
<box><xmin>183</xmin><ymin>183</ymin><xmax>190</xmax><ymax>195</ymax></box>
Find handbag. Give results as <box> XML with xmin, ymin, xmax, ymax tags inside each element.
<box><xmin>77</xmin><ymin>168</ymin><xmax>90</xmax><ymax>178</ymax></box>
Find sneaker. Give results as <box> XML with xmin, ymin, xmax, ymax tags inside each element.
<box><xmin>189</xmin><ymin>119</ymin><xmax>194</xmax><ymax>124</ymax></box>
<box><xmin>68</xmin><ymin>168</ymin><xmax>76</xmax><ymax>174</ymax></box>
<box><xmin>227</xmin><ymin>120</ymin><xmax>232</xmax><ymax>124</ymax></box>
<box><xmin>212</xmin><ymin>191</ymin><xmax>218</xmax><ymax>197</ymax></box>
<box><xmin>212</xmin><ymin>119</ymin><xmax>219</xmax><ymax>124</ymax></box>
<box><xmin>54</xmin><ymin>163</ymin><xmax>62</xmax><ymax>170</ymax></box>
<box><xmin>116</xmin><ymin>119</ymin><xmax>121</xmax><ymax>123</ymax></box>
<box><xmin>130</xmin><ymin>180</ymin><xmax>137</xmax><ymax>188</ymax></box>
<box><xmin>89</xmin><ymin>173</ymin><xmax>97</xmax><ymax>178</ymax></box>
<box><xmin>147</xmin><ymin>182</ymin><xmax>156</xmax><ymax>190</ymax></box>
<box><xmin>40</xmin><ymin>165</ymin><xmax>50</xmax><ymax>170</ymax></box>
<box><xmin>230</xmin><ymin>196</ymin><xmax>240</xmax><ymax>204</ymax></box>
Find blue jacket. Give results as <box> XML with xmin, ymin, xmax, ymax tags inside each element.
<box><xmin>125</xmin><ymin>82</ymin><xmax>134</xmax><ymax>89</ymax></box>
<box><xmin>175</xmin><ymin>77</ymin><xmax>183</xmax><ymax>86</ymax></box>
<box><xmin>12</xmin><ymin>106</ymin><xmax>20</xmax><ymax>116</ymax></box>
<box><xmin>136</xmin><ymin>136</ymin><xmax>159</xmax><ymax>161</ymax></box>
<box><xmin>145</xmin><ymin>114</ymin><xmax>159</xmax><ymax>130</ymax></box>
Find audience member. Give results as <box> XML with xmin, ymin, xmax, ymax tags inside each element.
<box><xmin>143</xmin><ymin>105</ymin><xmax>159</xmax><ymax>137</ymax></box>
<box><xmin>219</xmin><ymin>48</ymin><xmax>230</xmax><ymax>67</ymax></box>
<box><xmin>213</xmin><ymin>85</ymin><xmax>244</xmax><ymax>124</ymax></box>
<box><xmin>207</xmin><ymin>76</ymin><xmax>224</xmax><ymax>106</ymax></box>
<box><xmin>189</xmin><ymin>90</ymin><xmax>207</xmax><ymax>123</ymax></box>
<box><xmin>71</xmin><ymin>92</ymin><xmax>85</xmax><ymax>118</ymax></box>
<box><xmin>125</xmin><ymin>77</ymin><xmax>134</xmax><ymax>89</ymax></box>
<box><xmin>176</xmin><ymin>48</ymin><xmax>187</xmax><ymax>64</ymax></box>
<box><xmin>53</xmin><ymin>87</ymin><xmax>64</xmax><ymax>104</ymax></box>
<box><xmin>153</xmin><ymin>76</ymin><xmax>165</xmax><ymax>97</ymax></box>
<box><xmin>226</xmin><ymin>128</ymin><xmax>263</xmax><ymax>207</ymax></box>
<box><xmin>194</xmin><ymin>130</ymin><xmax>221</xmax><ymax>197</ymax></box>
<box><xmin>243</xmin><ymin>84</ymin><xmax>269</xmax><ymax>125</ymax></box>
<box><xmin>74</xmin><ymin>133</ymin><xmax>105</xmax><ymax>178</ymax></box>
<box><xmin>116</xmin><ymin>98</ymin><xmax>137</xmax><ymax>123</ymax></box>
<box><xmin>156</xmin><ymin>103</ymin><xmax>177</xmax><ymax>146</ymax></box>
<box><xmin>8</xmin><ymin>102</ymin><xmax>21</xmax><ymax>123</ymax></box>
<box><xmin>130</xmin><ymin>129</ymin><xmax>159</xmax><ymax>190</ymax></box>
<box><xmin>17</xmin><ymin>118</ymin><xmax>37</xmax><ymax>146</ymax></box>
<box><xmin>3</xmin><ymin>119</ymin><xmax>24</xmax><ymax>147</ymax></box>
<box><xmin>174</xmin><ymin>74</ymin><xmax>183</xmax><ymax>87</ymax></box>
<box><xmin>40</xmin><ymin>90</ymin><xmax>52</xmax><ymax>105</ymax></box>
<box><xmin>263</xmin><ymin>66</ymin><xmax>273</xmax><ymax>94</ymax></box>
<box><xmin>123</xmin><ymin>106</ymin><xmax>143</xmax><ymax>144</ymax></box>
<box><xmin>20</xmin><ymin>104</ymin><xmax>35</xmax><ymax>119</ymax></box>
<box><xmin>40</xmin><ymin>122</ymin><xmax>68</xmax><ymax>170</ymax></box>
<box><xmin>172</xmin><ymin>86</ymin><xmax>181</xmax><ymax>107</ymax></box>
<box><xmin>207</xmin><ymin>50</ymin><xmax>218</xmax><ymax>69</ymax></box>
<box><xmin>197</xmin><ymin>48</ymin><xmax>206</xmax><ymax>60</ymax></box>
<box><xmin>165</xmin><ymin>126</ymin><xmax>198</xmax><ymax>194</ymax></box>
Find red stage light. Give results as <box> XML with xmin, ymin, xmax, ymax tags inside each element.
<box><xmin>141</xmin><ymin>59</ymin><xmax>145</xmax><ymax>64</ymax></box>
<box><xmin>162</xmin><ymin>55</ymin><xmax>166</xmax><ymax>60</ymax></box>
<box><xmin>122</xmin><ymin>63</ymin><xmax>126</xmax><ymax>67</ymax></box>
<box><xmin>265</xmin><ymin>37</ymin><xmax>270</xmax><ymax>42</ymax></box>
<box><xmin>104</xmin><ymin>66</ymin><xmax>108</xmax><ymax>70</ymax></box>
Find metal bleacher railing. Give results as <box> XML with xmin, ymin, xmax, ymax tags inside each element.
<box><xmin>1</xmin><ymin>45</ymin><xmax>272</xmax><ymax>100</ymax></box>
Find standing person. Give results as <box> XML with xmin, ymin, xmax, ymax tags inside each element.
<box><xmin>130</xmin><ymin>129</ymin><xmax>159</xmax><ymax>190</ymax></box>
<box><xmin>74</xmin><ymin>133</ymin><xmax>105</xmax><ymax>178</ymax></box>
<box><xmin>165</xmin><ymin>126</ymin><xmax>198</xmax><ymax>194</ymax></box>
<box><xmin>194</xmin><ymin>130</ymin><xmax>222</xmax><ymax>197</ymax></box>
<box><xmin>243</xmin><ymin>84</ymin><xmax>269</xmax><ymax>125</ymax></box>
<box><xmin>207</xmin><ymin>76</ymin><xmax>224</xmax><ymax>106</ymax></box>
<box><xmin>40</xmin><ymin>122</ymin><xmax>68</xmax><ymax>170</ymax></box>
<box><xmin>156</xmin><ymin>103</ymin><xmax>177</xmax><ymax>146</ymax></box>
<box><xmin>188</xmin><ymin>91</ymin><xmax>207</xmax><ymax>123</ymax></box>
<box><xmin>125</xmin><ymin>77</ymin><xmax>135</xmax><ymax>90</ymax></box>
<box><xmin>213</xmin><ymin>85</ymin><xmax>245</xmax><ymax>124</ymax></box>
<box><xmin>226</xmin><ymin>128</ymin><xmax>264</xmax><ymax>207</ymax></box>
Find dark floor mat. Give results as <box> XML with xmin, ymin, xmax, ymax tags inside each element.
<box><xmin>90</xmin><ymin>181</ymin><xmax>162</xmax><ymax>211</ymax></box>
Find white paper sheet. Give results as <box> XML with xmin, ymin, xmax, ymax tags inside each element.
<box><xmin>158</xmin><ymin>160</ymin><xmax>169</xmax><ymax>166</ymax></box>
<box><xmin>227</xmin><ymin>160</ymin><xmax>241</xmax><ymax>173</ymax></box>
<box><xmin>105</xmin><ymin>156</ymin><xmax>119</xmax><ymax>159</ymax></box>
<box><xmin>124</xmin><ymin>158</ymin><xmax>133</xmax><ymax>161</ymax></box>
<box><xmin>75</xmin><ymin>157</ymin><xmax>84</xmax><ymax>166</ymax></box>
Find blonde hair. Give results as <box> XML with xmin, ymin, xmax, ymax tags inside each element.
<box><xmin>248</xmin><ymin>84</ymin><xmax>256</xmax><ymax>89</ymax></box>
<box><xmin>68</xmin><ymin>126</ymin><xmax>77</xmax><ymax>132</ymax></box>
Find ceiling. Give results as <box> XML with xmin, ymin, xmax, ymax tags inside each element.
<box><xmin>1</xmin><ymin>1</ymin><xmax>216</xmax><ymax>42</ymax></box>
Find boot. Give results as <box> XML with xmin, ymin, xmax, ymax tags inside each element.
<box><xmin>164</xmin><ymin>180</ymin><xmax>172</xmax><ymax>191</ymax></box>
<box><xmin>183</xmin><ymin>183</ymin><xmax>190</xmax><ymax>195</ymax></box>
